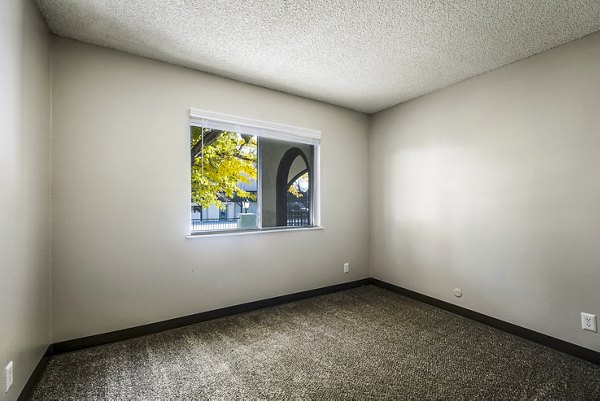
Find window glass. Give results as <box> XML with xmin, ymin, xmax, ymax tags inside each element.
<box><xmin>190</xmin><ymin>120</ymin><xmax>317</xmax><ymax>234</ymax></box>
<box><xmin>258</xmin><ymin>137</ymin><xmax>313</xmax><ymax>228</ymax></box>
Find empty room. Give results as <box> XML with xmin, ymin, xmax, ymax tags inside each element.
<box><xmin>2</xmin><ymin>0</ymin><xmax>600</xmax><ymax>399</ymax></box>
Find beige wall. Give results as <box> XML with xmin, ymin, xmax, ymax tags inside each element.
<box><xmin>51</xmin><ymin>38</ymin><xmax>370</xmax><ymax>342</ymax></box>
<box><xmin>0</xmin><ymin>1</ymin><xmax>52</xmax><ymax>400</ymax></box>
<box><xmin>371</xmin><ymin>32</ymin><xmax>600</xmax><ymax>351</ymax></box>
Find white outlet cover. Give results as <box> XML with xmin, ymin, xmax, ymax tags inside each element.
<box><xmin>581</xmin><ymin>312</ymin><xmax>597</xmax><ymax>332</ymax></box>
<box><xmin>4</xmin><ymin>361</ymin><xmax>13</xmax><ymax>393</ymax></box>
<box><xmin>343</xmin><ymin>263</ymin><xmax>349</xmax><ymax>273</ymax></box>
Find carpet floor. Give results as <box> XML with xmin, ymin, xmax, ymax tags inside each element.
<box><xmin>33</xmin><ymin>285</ymin><xmax>600</xmax><ymax>400</ymax></box>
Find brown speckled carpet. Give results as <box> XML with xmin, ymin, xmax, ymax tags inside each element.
<box><xmin>33</xmin><ymin>285</ymin><xmax>600</xmax><ymax>400</ymax></box>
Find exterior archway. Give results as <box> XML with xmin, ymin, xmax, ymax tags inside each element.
<box><xmin>276</xmin><ymin>147</ymin><xmax>311</xmax><ymax>226</ymax></box>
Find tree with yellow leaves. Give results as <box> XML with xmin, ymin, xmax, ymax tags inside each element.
<box><xmin>190</xmin><ymin>127</ymin><xmax>257</xmax><ymax>210</ymax></box>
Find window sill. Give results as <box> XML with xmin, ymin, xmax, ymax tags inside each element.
<box><xmin>186</xmin><ymin>226</ymin><xmax>323</xmax><ymax>238</ymax></box>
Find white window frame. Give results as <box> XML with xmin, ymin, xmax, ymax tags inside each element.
<box><xmin>188</xmin><ymin>108</ymin><xmax>321</xmax><ymax>237</ymax></box>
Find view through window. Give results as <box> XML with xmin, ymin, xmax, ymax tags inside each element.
<box><xmin>190</xmin><ymin>112</ymin><xmax>319</xmax><ymax>234</ymax></box>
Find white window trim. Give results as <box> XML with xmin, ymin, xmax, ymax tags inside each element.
<box><xmin>190</xmin><ymin>108</ymin><xmax>321</xmax><ymax>145</ymax></box>
<box><xmin>186</xmin><ymin>226</ymin><xmax>324</xmax><ymax>239</ymax></box>
<box><xmin>188</xmin><ymin>109</ymin><xmax>322</xmax><ymax>236</ymax></box>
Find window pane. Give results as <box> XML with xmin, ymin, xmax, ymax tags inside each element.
<box><xmin>259</xmin><ymin>137</ymin><xmax>314</xmax><ymax>228</ymax></box>
<box><xmin>190</xmin><ymin>126</ymin><xmax>258</xmax><ymax>231</ymax></box>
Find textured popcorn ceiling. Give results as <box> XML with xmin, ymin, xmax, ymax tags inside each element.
<box><xmin>35</xmin><ymin>0</ymin><xmax>600</xmax><ymax>113</ymax></box>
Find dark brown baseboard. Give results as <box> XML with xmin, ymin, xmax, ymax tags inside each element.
<box><xmin>17</xmin><ymin>345</ymin><xmax>53</xmax><ymax>401</ymax></box>
<box><xmin>369</xmin><ymin>278</ymin><xmax>600</xmax><ymax>365</ymax></box>
<box><xmin>20</xmin><ymin>277</ymin><xmax>599</xmax><ymax>399</ymax></box>
<box><xmin>51</xmin><ymin>279</ymin><xmax>370</xmax><ymax>355</ymax></box>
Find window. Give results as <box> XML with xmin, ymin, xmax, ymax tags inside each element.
<box><xmin>189</xmin><ymin>109</ymin><xmax>320</xmax><ymax>234</ymax></box>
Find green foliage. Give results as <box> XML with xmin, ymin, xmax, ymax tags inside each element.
<box><xmin>191</xmin><ymin>127</ymin><xmax>257</xmax><ymax>210</ymax></box>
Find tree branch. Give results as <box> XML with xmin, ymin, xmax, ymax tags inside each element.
<box><xmin>190</xmin><ymin>130</ymin><xmax>224</xmax><ymax>166</ymax></box>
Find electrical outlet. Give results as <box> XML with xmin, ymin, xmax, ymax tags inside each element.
<box><xmin>343</xmin><ymin>262</ymin><xmax>349</xmax><ymax>273</ymax></box>
<box><xmin>5</xmin><ymin>361</ymin><xmax>13</xmax><ymax>393</ymax></box>
<box><xmin>581</xmin><ymin>313</ymin><xmax>597</xmax><ymax>332</ymax></box>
